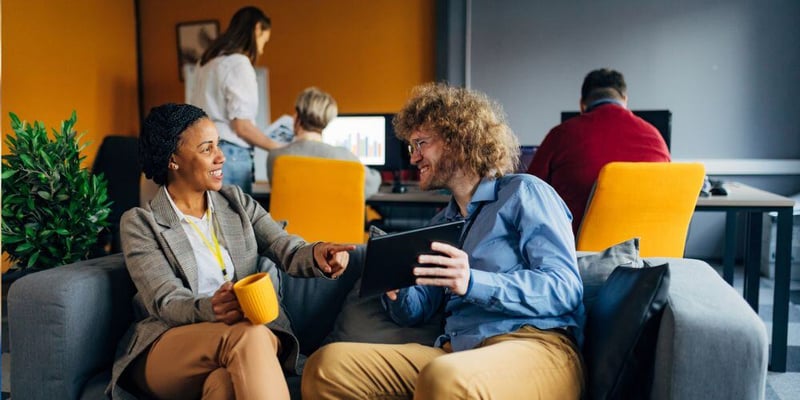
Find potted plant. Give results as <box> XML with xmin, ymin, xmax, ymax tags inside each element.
<box><xmin>2</xmin><ymin>111</ymin><xmax>112</xmax><ymax>272</ymax></box>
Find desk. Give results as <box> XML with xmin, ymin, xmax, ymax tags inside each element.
<box><xmin>253</xmin><ymin>180</ymin><xmax>795</xmax><ymax>371</ymax></box>
<box><xmin>695</xmin><ymin>182</ymin><xmax>795</xmax><ymax>372</ymax></box>
<box><xmin>253</xmin><ymin>182</ymin><xmax>451</xmax><ymax>208</ymax></box>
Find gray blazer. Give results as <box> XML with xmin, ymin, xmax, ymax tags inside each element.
<box><xmin>107</xmin><ymin>185</ymin><xmax>325</xmax><ymax>399</ymax></box>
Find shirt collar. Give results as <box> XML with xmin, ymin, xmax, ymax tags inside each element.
<box><xmin>442</xmin><ymin>177</ymin><xmax>498</xmax><ymax>221</ymax></box>
<box><xmin>585</xmin><ymin>98</ymin><xmax>625</xmax><ymax>113</ymax></box>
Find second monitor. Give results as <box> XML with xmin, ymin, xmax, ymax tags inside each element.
<box><xmin>322</xmin><ymin>113</ymin><xmax>410</xmax><ymax>172</ymax></box>
<box><xmin>560</xmin><ymin>109</ymin><xmax>672</xmax><ymax>151</ymax></box>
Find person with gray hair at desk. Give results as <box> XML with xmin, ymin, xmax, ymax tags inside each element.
<box><xmin>267</xmin><ymin>86</ymin><xmax>382</xmax><ymax>198</ymax></box>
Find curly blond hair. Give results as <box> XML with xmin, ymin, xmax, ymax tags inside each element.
<box><xmin>393</xmin><ymin>83</ymin><xmax>519</xmax><ymax>178</ymax></box>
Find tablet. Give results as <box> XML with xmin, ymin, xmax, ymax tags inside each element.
<box><xmin>359</xmin><ymin>220</ymin><xmax>466</xmax><ymax>298</ymax></box>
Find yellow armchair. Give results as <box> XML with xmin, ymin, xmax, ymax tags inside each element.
<box><xmin>269</xmin><ymin>155</ymin><xmax>366</xmax><ymax>244</ymax></box>
<box><xmin>576</xmin><ymin>162</ymin><xmax>706</xmax><ymax>258</ymax></box>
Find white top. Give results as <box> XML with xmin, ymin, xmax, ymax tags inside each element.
<box><xmin>163</xmin><ymin>187</ymin><xmax>235</xmax><ymax>297</ymax></box>
<box><xmin>188</xmin><ymin>54</ymin><xmax>258</xmax><ymax>148</ymax></box>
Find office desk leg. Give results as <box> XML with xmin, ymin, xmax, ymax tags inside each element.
<box><xmin>770</xmin><ymin>208</ymin><xmax>792</xmax><ymax>372</ymax></box>
<box><xmin>723</xmin><ymin>210</ymin><xmax>737</xmax><ymax>285</ymax></box>
<box><xmin>743</xmin><ymin>212</ymin><xmax>762</xmax><ymax>312</ymax></box>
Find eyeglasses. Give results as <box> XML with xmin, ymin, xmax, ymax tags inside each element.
<box><xmin>407</xmin><ymin>137</ymin><xmax>433</xmax><ymax>156</ymax></box>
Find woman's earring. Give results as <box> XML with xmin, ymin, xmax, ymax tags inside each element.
<box><xmin>170</xmin><ymin>162</ymin><xmax>179</xmax><ymax>170</ymax></box>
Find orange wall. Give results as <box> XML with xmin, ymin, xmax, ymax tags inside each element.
<box><xmin>139</xmin><ymin>0</ymin><xmax>435</xmax><ymax>118</ymax></box>
<box><xmin>1</xmin><ymin>0</ymin><xmax>139</xmax><ymax>167</ymax></box>
<box><xmin>2</xmin><ymin>1</ymin><xmax>138</xmax><ymax>272</ymax></box>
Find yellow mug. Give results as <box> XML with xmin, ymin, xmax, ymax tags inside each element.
<box><xmin>233</xmin><ymin>272</ymin><xmax>279</xmax><ymax>325</ymax></box>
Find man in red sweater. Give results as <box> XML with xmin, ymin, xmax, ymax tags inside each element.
<box><xmin>527</xmin><ymin>68</ymin><xmax>670</xmax><ymax>235</ymax></box>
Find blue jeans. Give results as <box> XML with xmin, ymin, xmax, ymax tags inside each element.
<box><xmin>219</xmin><ymin>141</ymin><xmax>253</xmax><ymax>195</ymax></box>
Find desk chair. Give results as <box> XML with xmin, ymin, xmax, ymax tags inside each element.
<box><xmin>91</xmin><ymin>136</ymin><xmax>140</xmax><ymax>253</ymax></box>
<box><xmin>270</xmin><ymin>155</ymin><xmax>366</xmax><ymax>244</ymax></box>
<box><xmin>576</xmin><ymin>162</ymin><xmax>706</xmax><ymax>258</ymax></box>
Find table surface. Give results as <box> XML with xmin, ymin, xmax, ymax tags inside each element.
<box><xmin>256</xmin><ymin>180</ymin><xmax>796</xmax><ymax>208</ymax></box>
<box><xmin>696</xmin><ymin>181</ymin><xmax>796</xmax><ymax>208</ymax></box>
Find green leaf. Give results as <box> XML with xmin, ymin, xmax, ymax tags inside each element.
<box><xmin>16</xmin><ymin>242</ymin><xmax>34</xmax><ymax>252</ymax></box>
<box><xmin>19</xmin><ymin>153</ymin><xmax>34</xmax><ymax>168</ymax></box>
<box><xmin>31</xmin><ymin>250</ymin><xmax>42</xmax><ymax>266</ymax></box>
<box><xmin>2</xmin><ymin>110</ymin><xmax>111</xmax><ymax>270</ymax></box>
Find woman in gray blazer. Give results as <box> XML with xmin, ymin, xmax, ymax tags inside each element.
<box><xmin>106</xmin><ymin>103</ymin><xmax>354</xmax><ymax>399</ymax></box>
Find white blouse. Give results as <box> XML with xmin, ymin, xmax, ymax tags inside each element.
<box><xmin>163</xmin><ymin>187</ymin><xmax>235</xmax><ymax>297</ymax></box>
<box><xmin>188</xmin><ymin>54</ymin><xmax>258</xmax><ymax>148</ymax></box>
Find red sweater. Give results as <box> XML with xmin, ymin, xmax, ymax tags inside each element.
<box><xmin>527</xmin><ymin>104</ymin><xmax>670</xmax><ymax>234</ymax></box>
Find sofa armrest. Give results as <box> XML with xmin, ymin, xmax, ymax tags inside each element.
<box><xmin>646</xmin><ymin>258</ymin><xmax>768</xmax><ymax>400</ymax></box>
<box><xmin>8</xmin><ymin>254</ymin><xmax>135</xmax><ymax>400</ymax></box>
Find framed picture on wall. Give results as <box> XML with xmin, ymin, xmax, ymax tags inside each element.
<box><xmin>176</xmin><ymin>20</ymin><xmax>219</xmax><ymax>81</ymax></box>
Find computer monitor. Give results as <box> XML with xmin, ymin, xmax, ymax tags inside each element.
<box><xmin>516</xmin><ymin>145</ymin><xmax>539</xmax><ymax>173</ymax></box>
<box><xmin>322</xmin><ymin>113</ymin><xmax>410</xmax><ymax>171</ymax></box>
<box><xmin>560</xmin><ymin>109</ymin><xmax>672</xmax><ymax>151</ymax></box>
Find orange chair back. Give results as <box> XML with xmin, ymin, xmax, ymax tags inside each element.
<box><xmin>270</xmin><ymin>155</ymin><xmax>366</xmax><ymax>244</ymax></box>
<box><xmin>576</xmin><ymin>162</ymin><xmax>705</xmax><ymax>257</ymax></box>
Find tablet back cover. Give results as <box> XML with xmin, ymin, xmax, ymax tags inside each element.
<box><xmin>359</xmin><ymin>220</ymin><xmax>465</xmax><ymax>298</ymax></box>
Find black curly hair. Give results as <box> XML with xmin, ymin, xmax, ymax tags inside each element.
<box><xmin>140</xmin><ymin>103</ymin><xmax>208</xmax><ymax>185</ymax></box>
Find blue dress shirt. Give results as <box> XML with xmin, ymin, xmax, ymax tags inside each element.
<box><xmin>383</xmin><ymin>174</ymin><xmax>584</xmax><ymax>351</ymax></box>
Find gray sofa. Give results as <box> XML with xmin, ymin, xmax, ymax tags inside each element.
<box><xmin>8</xmin><ymin>248</ymin><xmax>768</xmax><ymax>399</ymax></box>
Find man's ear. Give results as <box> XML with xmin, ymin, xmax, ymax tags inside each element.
<box><xmin>579</xmin><ymin>99</ymin><xmax>587</xmax><ymax>113</ymax></box>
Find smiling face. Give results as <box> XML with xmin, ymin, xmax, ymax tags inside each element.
<box><xmin>169</xmin><ymin>118</ymin><xmax>225</xmax><ymax>192</ymax></box>
<box><xmin>408</xmin><ymin>128</ymin><xmax>457</xmax><ymax>191</ymax></box>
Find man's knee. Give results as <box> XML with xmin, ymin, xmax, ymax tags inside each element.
<box><xmin>304</xmin><ymin>342</ymin><xmax>352</xmax><ymax>380</ymax></box>
<box><xmin>302</xmin><ymin>343</ymin><xmax>353</xmax><ymax>399</ymax></box>
<box><xmin>416</xmin><ymin>356</ymin><xmax>465</xmax><ymax>398</ymax></box>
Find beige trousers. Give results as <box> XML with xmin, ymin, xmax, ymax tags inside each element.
<box><xmin>130</xmin><ymin>321</ymin><xmax>289</xmax><ymax>400</ymax></box>
<box><xmin>302</xmin><ymin>325</ymin><xmax>584</xmax><ymax>400</ymax></box>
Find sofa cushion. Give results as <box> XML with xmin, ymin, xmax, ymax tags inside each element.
<box><xmin>577</xmin><ymin>237</ymin><xmax>642</xmax><ymax>311</ymax></box>
<box><xmin>321</xmin><ymin>224</ymin><xmax>442</xmax><ymax>345</ymax></box>
<box><xmin>583</xmin><ymin>263</ymin><xmax>670</xmax><ymax>400</ymax></box>
<box><xmin>322</xmin><ymin>279</ymin><xmax>443</xmax><ymax>346</ymax></box>
<box><xmin>272</xmin><ymin>246</ymin><xmax>365</xmax><ymax>356</ymax></box>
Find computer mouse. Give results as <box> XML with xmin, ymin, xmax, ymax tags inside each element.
<box><xmin>710</xmin><ymin>186</ymin><xmax>727</xmax><ymax>196</ymax></box>
<box><xmin>391</xmin><ymin>184</ymin><xmax>408</xmax><ymax>193</ymax></box>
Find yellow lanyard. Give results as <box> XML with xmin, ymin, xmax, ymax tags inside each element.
<box><xmin>185</xmin><ymin>208</ymin><xmax>229</xmax><ymax>281</ymax></box>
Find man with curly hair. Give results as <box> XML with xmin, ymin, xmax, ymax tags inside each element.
<box><xmin>302</xmin><ymin>83</ymin><xmax>584</xmax><ymax>399</ymax></box>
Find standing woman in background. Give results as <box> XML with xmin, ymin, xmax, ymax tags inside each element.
<box><xmin>189</xmin><ymin>6</ymin><xmax>284</xmax><ymax>194</ymax></box>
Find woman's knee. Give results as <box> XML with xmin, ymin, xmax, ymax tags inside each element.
<box><xmin>203</xmin><ymin>368</ymin><xmax>234</xmax><ymax>400</ymax></box>
<box><xmin>226</xmin><ymin>322</ymin><xmax>279</xmax><ymax>353</ymax></box>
